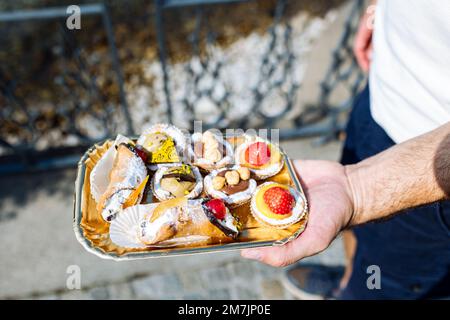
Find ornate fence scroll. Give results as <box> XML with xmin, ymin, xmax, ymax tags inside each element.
<box><xmin>0</xmin><ymin>0</ymin><xmax>365</xmax><ymax>174</ymax></box>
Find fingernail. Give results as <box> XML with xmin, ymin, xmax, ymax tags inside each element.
<box><xmin>241</xmin><ymin>249</ymin><xmax>262</xmax><ymax>261</ymax></box>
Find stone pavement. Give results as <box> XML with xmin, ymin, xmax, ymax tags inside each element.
<box><xmin>0</xmin><ymin>1</ymin><xmax>355</xmax><ymax>300</ymax></box>
<box><xmin>37</xmin><ymin>248</ymin><xmax>345</xmax><ymax>300</ymax></box>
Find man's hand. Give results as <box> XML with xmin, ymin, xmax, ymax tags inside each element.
<box><xmin>241</xmin><ymin>123</ymin><xmax>450</xmax><ymax>267</ymax></box>
<box><xmin>353</xmin><ymin>3</ymin><xmax>376</xmax><ymax>72</ymax></box>
<box><xmin>241</xmin><ymin>160</ymin><xmax>354</xmax><ymax>267</ymax></box>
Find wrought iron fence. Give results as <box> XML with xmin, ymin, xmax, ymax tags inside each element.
<box><xmin>155</xmin><ymin>0</ymin><xmax>365</xmax><ymax>139</ymax></box>
<box><xmin>0</xmin><ymin>3</ymin><xmax>132</xmax><ymax>173</ymax></box>
<box><xmin>0</xmin><ymin>0</ymin><xmax>365</xmax><ymax>174</ymax></box>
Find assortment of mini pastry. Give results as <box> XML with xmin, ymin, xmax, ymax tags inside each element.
<box><xmin>87</xmin><ymin>124</ymin><xmax>307</xmax><ymax>250</ymax></box>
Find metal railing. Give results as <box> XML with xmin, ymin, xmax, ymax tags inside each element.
<box><xmin>0</xmin><ymin>0</ymin><xmax>365</xmax><ymax>174</ymax></box>
<box><xmin>155</xmin><ymin>0</ymin><xmax>365</xmax><ymax>140</ymax></box>
<box><xmin>0</xmin><ymin>3</ymin><xmax>131</xmax><ymax>173</ymax></box>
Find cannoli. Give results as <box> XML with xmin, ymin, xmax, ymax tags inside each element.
<box><xmin>139</xmin><ymin>198</ymin><xmax>239</xmax><ymax>246</ymax></box>
<box><xmin>97</xmin><ymin>143</ymin><xmax>148</xmax><ymax>222</ymax></box>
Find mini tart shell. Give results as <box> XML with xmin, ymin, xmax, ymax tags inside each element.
<box><xmin>152</xmin><ymin>163</ymin><xmax>203</xmax><ymax>201</ymax></box>
<box><xmin>204</xmin><ymin>165</ymin><xmax>257</xmax><ymax>207</ymax></box>
<box><xmin>250</xmin><ymin>182</ymin><xmax>306</xmax><ymax>229</ymax></box>
<box><xmin>137</xmin><ymin>123</ymin><xmax>188</xmax><ymax>163</ymax></box>
<box><xmin>234</xmin><ymin>137</ymin><xmax>284</xmax><ymax>180</ymax></box>
<box><xmin>189</xmin><ymin>132</ymin><xmax>234</xmax><ymax>172</ymax></box>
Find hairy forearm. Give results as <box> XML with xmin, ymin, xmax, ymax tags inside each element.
<box><xmin>346</xmin><ymin>122</ymin><xmax>450</xmax><ymax>225</ymax></box>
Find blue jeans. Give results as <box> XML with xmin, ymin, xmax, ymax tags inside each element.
<box><xmin>339</xmin><ymin>85</ymin><xmax>450</xmax><ymax>299</ymax></box>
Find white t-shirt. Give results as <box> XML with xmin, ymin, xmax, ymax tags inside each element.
<box><xmin>370</xmin><ymin>0</ymin><xmax>450</xmax><ymax>143</ymax></box>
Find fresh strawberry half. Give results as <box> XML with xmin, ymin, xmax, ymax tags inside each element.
<box><xmin>263</xmin><ymin>187</ymin><xmax>295</xmax><ymax>215</ymax></box>
<box><xmin>204</xmin><ymin>199</ymin><xmax>226</xmax><ymax>220</ymax></box>
<box><xmin>245</xmin><ymin>142</ymin><xmax>271</xmax><ymax>167</ymax></box>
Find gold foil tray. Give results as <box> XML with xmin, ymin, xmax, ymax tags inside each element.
<box><xmin>73</xmin><ymin>138</ymin><xmax>308</xmax><ymax>260</ymax></box>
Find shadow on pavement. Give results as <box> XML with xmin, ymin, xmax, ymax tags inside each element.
<box><xmin>0</xmin><ymin>168</ymin><xmax>77</xmax><ymax>221</ymax></box>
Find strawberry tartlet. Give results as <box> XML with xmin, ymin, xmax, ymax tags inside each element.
<box><xmin>250</xmin><ymin>182</ymin><xmax>306</xmax><ymax>229</ymax></box>
<box><xmin>235</xmin><ymin>137</ymin><xmax>284</xmax><ymax>180</ymax></box>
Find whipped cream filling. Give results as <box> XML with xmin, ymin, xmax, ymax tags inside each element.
<box><xmin>251</xmin><ymin>182</ymin><xmax>306</xmax><ymax>227</ymax></box>
<box><xmin>139</xmin><ymin>208</ymin><xmax>178</xmax><ymax>244</ymax></box>
<box><xmin>218</xmin><ymin>208</ymin><xmax>238</xmax><ymax>233</ymax></box>
<box><xmin>102</xmin><ymin>189</ymin><xmax>133</xmax><ymax>221</ymax></box>
<box><xmin>204</xmin><ymin>166</ymin><xmax>257</xmax><ymax>205</ymax></box>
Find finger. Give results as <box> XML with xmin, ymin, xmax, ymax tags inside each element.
<box><xmin>367</xmin><ymin>43</ymin><xmax>373</xmax><ymax>60</ymax></box>
<box><xmin>359</xmin><ymin>43</ymin><xmax>373</xmax><ymax>72</ymax></box>
<box><xmin>355</xmin><ymin>47</ymin><xmax>371</xmax><ymax>73</ymax></box>
<box><xmin>353</xmin><ymin>15</ymin><xmax>372</xmax><ymax>52</ymax></box>
<box><xmin>241</xmin><ymin>243</ymin><xmax>301</xmax><ymax>267</ymax></box>
<box><xmin>366</xmin><ymin>43</ymin><xmax>373</xmax><ymax>69</ymax></box>
<box><xmin>354</xmin><ymin>50</ymin><xmax>365</xmax><ymax>71</ymax></box>
<box><xmin>353</xmin><ymin>17</ymin><xmax>373</xmax><ymax>72</ymax></box>
<box><xmin>241</xmin><ymin>227</ymin><xmax>324</xmax><ymax>267</ymax></box>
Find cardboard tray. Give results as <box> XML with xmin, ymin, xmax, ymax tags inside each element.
<box><xmin>73</xmin><ymin>138</ymin><xmax>308</xmax><ymax>260</ymax></box>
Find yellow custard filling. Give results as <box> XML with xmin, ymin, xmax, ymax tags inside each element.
<box><xmin>141</xmin><ymin>132</ymin><xmax>180</xmax><ymax>163</ymax></box>
<box><xmin>255</xmin><ymin>183</ymin><xmax>293</xmax><ymax>220</ymax></box>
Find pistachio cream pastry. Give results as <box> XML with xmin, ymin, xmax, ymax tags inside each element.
<box><xmin>137</xmin><ymin>123</ymin><xmax>187</xmax><ymax>165</ymax></box>
<box><xmin>138</xmin><ymin>198</ymin><xmax>239</xmax><ymax>246</ymax></box>
<box><xmin>235</xmin><ymin>136</ymin><xmax>284</xmax><ymax>180</ymax></box>
<box><xmin>152</xmin><ymin>164</ymin><xmax>203</xmax><ymax>201</ymax></box>
<box><xmin>97</xmin><ymin>143</ymin><xmax>148</xmax><ymax>222</ymax></box>
<box><xmin>204</xmin><ymin>165</ymin><xmax>257</xmax><ymax>207</ymax></box>
<box><xmin>250</xmin><ymin>182</ymin><xmax>306</xmax><ymax>229</ymax></box>
<box><xmin>190</xmin><ymin>131</ymin><xmax>233</xmax><ymax>171</ymax></box>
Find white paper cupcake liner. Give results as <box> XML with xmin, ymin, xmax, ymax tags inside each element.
<box><xmin>190</xmin><ymin>131</ymin><xmax>234</xmax><ymax>171</ymax></box>
<box><xmin>90</xmin><ymin>134</ymin><xmax>133</xmax><ymax>204</ymax></box>
<box><xmin>250</xmin><ymin>182</ymin><xmax>307</xmax><ymax>229</ymax></box>
<box><xmin>137</xmin><ymin>123</ymin><xmax>189</xmax><ymax>162</ymax></box>
<box><xmin>234</xmin><ymin>136</ymin><xmax>284</xmax><ymax>180</ymax></box>
<box><xmin>204</xmin><ymin>165</ymin><xmax>257</xmax><ymax>207</ymax></box>
<box><xmin>152</xmin><ymin>164</ymin><xmax>203</xmax><ymax>201</ymax></box>
<box><xmin>110</xmin><ymin>202</ymin><xmax>212</xmax><ymax>248</ymax></box>
<box><xmin>109</xmin><ymin>203</ymin><xmax>157</xmax><ymax>248</ymax></box>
